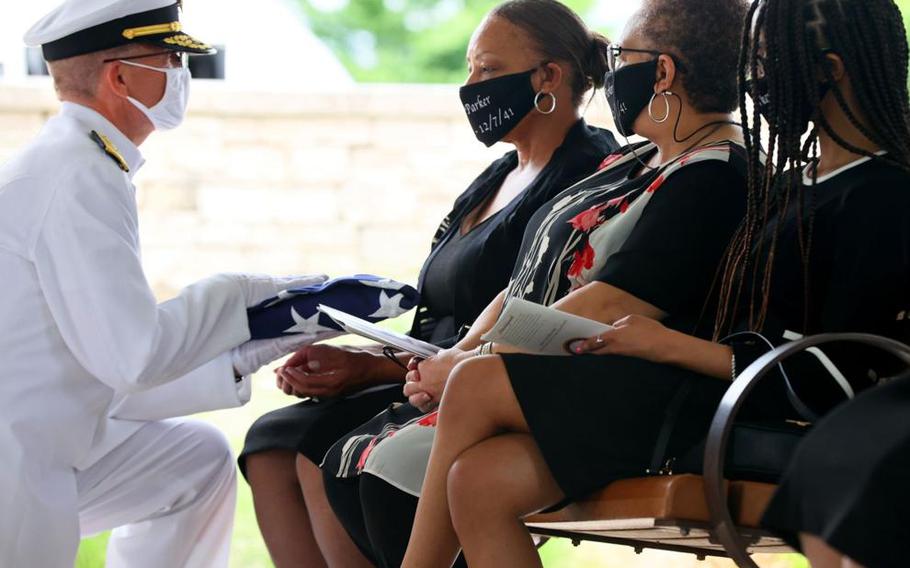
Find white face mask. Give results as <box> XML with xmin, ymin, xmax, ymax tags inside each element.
<box><xmin>120</xmin><ymin>60</ymin><xmax>191</xmax><ymax>131</ymax></box>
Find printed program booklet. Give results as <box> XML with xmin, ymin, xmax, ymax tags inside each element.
<box><xmin>317</xmin><ymin>304</ymin><xmax>441</xmax><ymax>358</ymax></box>
<box><xmin>481</xmin><ymin>298</ymin><xmax>613</xmax><ymax>355</ymax></box>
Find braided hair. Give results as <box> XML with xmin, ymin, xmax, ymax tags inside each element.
<box><xmin>714</xmin><ymin>0</ymin><xmax>910</xmax><ymax>336</ymax></box>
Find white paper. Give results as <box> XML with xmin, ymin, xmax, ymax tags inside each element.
<box><xmin>317</xmin><ymin>304</ymin><xmax>441</xmax><ymax>358</ymax></box>
<box><xmin>481</xmin><ymin>298</ymin><xmax>614</xmax><ymax>355</ymax></box>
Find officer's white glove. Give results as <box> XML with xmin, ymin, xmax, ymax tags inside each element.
<box><xmin>231</xmin><ymin>335</ymin><xmax>320</xmax><ymax>378</ymax></box>
<box><xmin>233</xmin><ymin>273</ymin><xmax>329</xmax><ymax>308</ymax></box>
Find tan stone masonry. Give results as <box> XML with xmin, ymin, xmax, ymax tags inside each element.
<box><xmin>0</xmin><ymin>80</ymin><xmax>612</xmax><ymax>300</ymax></box>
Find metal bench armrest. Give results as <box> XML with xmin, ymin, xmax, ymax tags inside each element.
<box><xmin>702</xmin><ymin>333</ymin><xmax>910</xmax><ymax>567</ymax></box>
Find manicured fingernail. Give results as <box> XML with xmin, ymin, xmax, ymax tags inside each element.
<box><xmin>569</xmin><ymin>341</ymin><xmax>585</xmax><ymax>354</ymax></box>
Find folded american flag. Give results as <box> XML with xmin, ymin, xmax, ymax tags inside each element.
<box><xmin>247</xmin><ymin>274</ymin><xmax>419</xmax><ymax>340</ymax></box>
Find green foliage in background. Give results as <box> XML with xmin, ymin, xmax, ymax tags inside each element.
<box><xmin>297</xmin><ymin>0</ymin><xmax>596</xmax><ymax>83</ymax></box>
<box><xmin>300</xmin><ymin>0</ymin><xmax>910</xmax><ymax>84</ymax></box>
<box><xmin>70</xmin><ymin>3</ymin><xmax>910</xmax><ymax>566</ymax></box>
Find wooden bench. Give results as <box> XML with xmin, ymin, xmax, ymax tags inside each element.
<box><xmin>525</xmin><ymin>333</ymin><xmax>910</xmax><ymax>567</ymax></box>
<box><xmin>527</xmin><ymin>475</ymin><xmax>788</xmax><ymax>561</ymax></box>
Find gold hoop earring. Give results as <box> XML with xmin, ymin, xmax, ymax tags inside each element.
<box><xmin>648</xmin><ymin>91</ymin><xmax>673</xmax><ymax>123</ymax></box>
<box><xmin>534</xmin><ymin>91</ymin><xmax>557</xmax><ymax>115</ymax></box>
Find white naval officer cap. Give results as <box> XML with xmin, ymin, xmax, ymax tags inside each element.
<box><xmin>24</xmin><ymin>0</ymin><xmax>216</xmax><ymax>62</ymax></box>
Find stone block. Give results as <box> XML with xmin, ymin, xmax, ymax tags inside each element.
<box><xmin>288</xmin><ymin>146</ymin><xmax>351</xmax><ymax>184</ymax></box>
<box><xmin>196</xmin><ymin>185</ymin><xmax>342</xmax><ymax>224</ymax></box>
<box><xmin>219</xmin><ymin>145</ymin><xmax>290</xmax><ymax>183</ymax></box>
<box><xmin>0</xmin><ymin>82</ymin><xmax>531</xmax><ymax>302</ymax></box>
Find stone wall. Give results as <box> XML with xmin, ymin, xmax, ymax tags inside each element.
<box><xmin>0</xmin><ymin>79</ymin><xmax>614</xmax><ymax>299</ymax></box>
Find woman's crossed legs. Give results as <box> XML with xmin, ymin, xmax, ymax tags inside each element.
<box><xmin>402</xmin><ymin>355</ymin><xmax>565</xmax><ymax>568</ymax></box>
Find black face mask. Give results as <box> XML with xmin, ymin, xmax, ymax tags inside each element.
<box><xmin>459</xmin><ymin>68</ymin><xmax>537</xmax><ymax>147</ymax></box>
<box><xmin>604</xmin><ymin>59</ymin><xmax>659</xmax><ymax>137</ymax></box>
<box><xmin>746</xmin><ymin>76</ymin><xmax>773</xmax><ymax>119</ymax></box>
<box><xmin>747</xmin><ymin>76</ymin><xmax>831</xmax><ymax>132</ymax></box>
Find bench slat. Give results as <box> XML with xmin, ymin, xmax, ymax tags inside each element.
<box><xmin>524</xmin><ymin>475</ymin><xmax>794</xmax><ymax>560</ymax></box>
<box><xmin>526</xmin><ymin>474</ymin><xmax>776</xmax><ymax>528</ymax></box>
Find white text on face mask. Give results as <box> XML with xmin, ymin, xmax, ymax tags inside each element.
<box><xmin>464</xmin><ymin>95</ymin><xmax>492</xmax><ymax>114</ymax></box>
<box><xmin>474</xmin><ymin>107</ymin><xmax>516</xmax><ymax>136</ymax></box>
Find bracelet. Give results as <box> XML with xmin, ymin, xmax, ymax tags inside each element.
<box><xmin>476</xmin><ymin>341</ymin><xmax>495</xmax><ymax>356</ymax></box>
<box><xmin>382</xmin><ymin>346</ymin><xmax>410</xmax><ymax>371</ymax></box>
<box><xmin>731</xmin><ymin>352</ymin><xmax>737</xmax><ymax>381</ymax></box>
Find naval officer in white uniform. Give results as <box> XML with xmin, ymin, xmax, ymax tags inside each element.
<box><xmin>0</xmin><ymin>1</ymin><xmax>326</xmax><ymax>566</ymax></box>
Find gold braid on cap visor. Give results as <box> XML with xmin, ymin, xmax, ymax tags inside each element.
<box><xmin>122</xmin><ymin>22</ymin><xmax>182</xmax><ymax>40</ymax></box>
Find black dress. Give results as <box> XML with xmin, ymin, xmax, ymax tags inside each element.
<box><xmin>321</xmin><ymin>141</ymin><xmax>749</xmax><ymax>567</ymax></box>
<box><xmin>237</xmin><ymin>120</ymin><xmax>618</xmax><ymax>473</ymax></box>
<box><xmin>323</xmin><ymin>141</ymin><xmax>748</xmax><ymax>479</ymax></box>
<box><xmin>757</xmin><ymin>157</ymin><xmax>910</xmax><ymax>566</ymax></box>
<box><xmin>729</xmin><ymin>157</ymin><xmax>910</xmax><ymax>418</ymax></box>
<box><xmin>761</xmin><ymin>374</ymin><xmax>910</xmax><ymax>568</ymax></box>
<box><xmin>508</xmin><ymin>156</ymin><xmax>910</xmax><ymax>503</ymax></box>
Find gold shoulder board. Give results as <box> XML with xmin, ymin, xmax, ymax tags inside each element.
<box><xmin>90</xmin><ymin>130</ymin><xmax>130</xmax><ymax>173</ymax></box>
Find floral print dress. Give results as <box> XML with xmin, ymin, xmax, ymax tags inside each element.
<box><xmin>324</xmin><ymin>140</ymin><xmax>749</xmax><ymax>490</ymax></box>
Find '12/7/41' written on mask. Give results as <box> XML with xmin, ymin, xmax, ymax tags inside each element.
<box><xmin>466</xmin><ymin>96</ymin><xmax>516</xmax><ymax>135</ymax></box>
<box><xmin>459</xmin><ymin>68</ymin><xmax>538</xmax><ymax>147</ymax></box>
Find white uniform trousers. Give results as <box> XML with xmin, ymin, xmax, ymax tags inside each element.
<box><xmin>76</xmin><ymin>419</ymin><xmax>236</xmax><ymax>568</ymax></box>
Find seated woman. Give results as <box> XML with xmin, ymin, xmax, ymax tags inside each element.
<box><xmin>238</xmin><ymin>0</ymin><xmax>619</xmax><ymax>563</ymax></box>
<box><xmin>764</xmin><ymin>373</ymin><xmax>910</xmax><ymax>568</ymax></box>
<box><xmin>318</xmin><ymin>0</ymin><xmax>751</xmax><ymax>565</ymax></box>
<box><xmin>399</xmin><ymin>0</ymin><xmax>910</xmax><ymax>566</ymax></box>
<box><xmin>750</xmin><ymin>1</ymin><xmax>910</xmax><ymax>567</ymax></box>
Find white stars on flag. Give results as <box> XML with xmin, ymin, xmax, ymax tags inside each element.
<box><xmin>283</xmin><ymin>307</ymin><xmax>332</xmax><ymax>335</ymax></box>
<box><xmin>368</xmin><ymin>291</ymin><xmax>405</xmax><ymax>319</ymax></box>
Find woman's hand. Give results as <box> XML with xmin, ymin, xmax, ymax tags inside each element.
<box><xmin>569</xmin><ymin>315</ymin><xmax>736</xmax><ymax>380</ymax></box>
<box><xmin>403</xmin><ymin>348</ymin><xmax>473</xmax><ymax>412</ymax></box>
<box><xmin>276</xmin><ymin>344</ymin><xmax>376</xmax><ymax>399</ymax></box>
<box><xmin>275</xmin><ymin>367</ymin><xmax>306</xmax><ymax>398</ymax></box>
<box><xmin>567</xmin><ymin>315</ymin><xmax>678</xmax><ymax>363</ymax></box>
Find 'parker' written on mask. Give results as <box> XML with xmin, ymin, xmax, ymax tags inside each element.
<box><xmin>464</xmin><ymin>95</ymin><xmax>492</xmax><ymax>113</ymax></box>
<box><xmin>459</xmin><ymin>68</ymin><xmax>537</xmax><ymax>147</ymax></box>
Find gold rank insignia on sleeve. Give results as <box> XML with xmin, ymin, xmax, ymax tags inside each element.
<box><xmin>90</xmin><ymin>130</ymin><xmax>130</xmax><ymax>173</ymax></box>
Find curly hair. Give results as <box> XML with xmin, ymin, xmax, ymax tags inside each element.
<box><xmin>633</xmin><ymin>0</ymin><xmax>750</xmax><ymax>113</ymax></box>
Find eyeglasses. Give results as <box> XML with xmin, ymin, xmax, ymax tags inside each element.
<box><xmin>607</xmin><ymin>45</ymin><xmax>688</xmax><ymax>74</ymax></box>
<box><xmin>103</xmin><ymin>51</ymin><xmax>188</xmax><ymax>69</ymax></box>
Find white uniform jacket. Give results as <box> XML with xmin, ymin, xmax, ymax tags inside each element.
<box><xmin>0</xmin><ymin>103</ymin><xmax>252</xmax><ymax>539</ymax></box>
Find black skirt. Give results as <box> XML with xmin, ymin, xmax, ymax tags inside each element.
<box><xmin>238</xmin><ymin>385</ymin><xmax>406</xmax><ymax>478</ymax></box>
<box><xmin>500</xmin><ymin>353</ymin><xmax>732</xmax><ymax>501</ymax></box>
<box><xmin>761</xmin><ymin>374</ymin><xmax>910</xmax><ymax>568</ymax></box>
